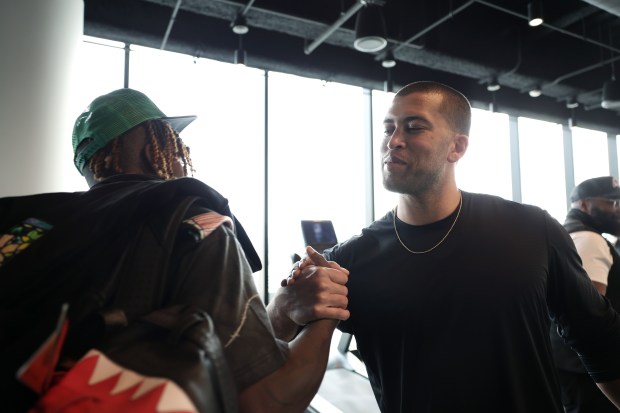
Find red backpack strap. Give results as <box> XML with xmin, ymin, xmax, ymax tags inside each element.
<box><xmin>183</xmin><ymin>212</ymin><xmax>233</xmax><ymax>240</ymax></box>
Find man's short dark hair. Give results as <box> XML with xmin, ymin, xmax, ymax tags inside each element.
<box><xmin>396</xmin><ymin>81</ymin><xmax>472</xmax><ymax>136</ymax></box>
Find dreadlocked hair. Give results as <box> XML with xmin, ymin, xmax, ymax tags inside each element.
<box><xmin>88</xmin><ymin>138</ymin><xmax>123</xmax><ymax>180</ymax></box>
<box><xmin>87</xmin><ymin>119</ymin><xmax>194</xmax><ymax>181</ymax></box>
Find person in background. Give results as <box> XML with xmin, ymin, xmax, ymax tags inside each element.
<box><xmin>0</xmin><ymin>88</ymin><xmax>349</xmax><ymax>413</ymax></box>
<box><xmin>268</xmin><ymin>81</ymin><xmax>620</xmax><ymax>413</ymax></box>
<box><xmin>550</xmin><ymin>176</ymin><xmax>620</xmax><ymax>413</ymax></box>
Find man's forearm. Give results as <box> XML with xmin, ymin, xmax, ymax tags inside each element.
<box><xmin>239</xmin><ymin>319</ymin><xmax>338</xmax><ymax>413</ymax></box>
<box><xmin>268</xmin><ymin>319</ymin><xmax>338</xmax><ymax>408</ymax></box>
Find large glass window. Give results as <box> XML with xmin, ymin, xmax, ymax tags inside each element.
<box><xmin>129</xmin><ymin>45</ymin><xmax>267</xmax><ymax>296</ymax></box>
<box><xmin>267</xmin><ymin>73</ymin><xmax>367</xmax><ymax>296</ymax></box>
<box><xmin>66</xmin><ymin>36</ymin><xmax>126</xmax><ymax>191</ymax></box>
<box><xmin>518</xmin><ymin>117</ymin><xmax>566</xmax><ymax>222</ymax></box>
<box><xmin>457</xmin><ymin>109</ymin><xmax>512</xmax><ymax>199</ymax></box>
<box><xmin>68</xmin><ymin>36</ymin><xmax>620</xmax><ymax>302</ymax></box>
<box><xmin>571</xmin><ymin>126</ymin><xmax>609</xmax><ymax>185</ymax></box>
<box><xmin>73</xmin><ymin>36</ymin><xmax>126</xmax><ymax>112</ymax></box>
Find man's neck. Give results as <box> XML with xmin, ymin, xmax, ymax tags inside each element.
<box><xmin>396</xmin><ymin>186</ymin><xmax>461</xmax><ymax>225</ymax></box>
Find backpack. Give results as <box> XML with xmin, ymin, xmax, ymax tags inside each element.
<box><xmin>26</xmin><ymin>304</ymin><xmax>238</xmax><ymax>413</ymax></box>
<box><xmin>1</xmin><ymin>183</ymin><xmax>243</xmax><ymax>412</ymax></box>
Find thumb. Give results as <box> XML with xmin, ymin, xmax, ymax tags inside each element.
<box><xmin>305</xmin><ymin>246</ymin><xmax>349</xmax><ymax>275</ymax></box>
<box><xmin>305</xmin><ymin>245</ymin><xmax>330</xmax><ymax>267</ymax></box>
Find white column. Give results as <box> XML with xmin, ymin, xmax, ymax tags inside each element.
<box><xmin>0</xmin><ymin>0</ymin><xmax>84</xmax><ymax>196</ymax></box>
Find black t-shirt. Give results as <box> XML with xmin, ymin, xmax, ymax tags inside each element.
<box><xmin>324</xmin><ymin>191</ymin><xmax>620</xmax><ymax>413</ymax></box>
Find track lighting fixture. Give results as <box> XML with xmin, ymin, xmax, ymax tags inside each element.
<box><xmin>231</xmin><ymin>14</ymin><xmax>249</xmax><ymax>35</ymax></box>
<box><xmin>602</xmin><ymin>79</ymin><xmax>620</xmax><ymax>109</ymax></box>
<box><xmin>566</xmin><ymin>98</ymin><xmax>579</xmax><ymax>109</ymax></box>
<box><xmin>527</xmin><ymin>1</ymin><xmax>543</xmax><ymax>27</ymax></box>
<box><xmin>528</xmin><ymin>86</ymin><xmax>542</xmax><ymax>98</ymax></box>
<box><xmin>486</xmin><ymin>78</ymin><xmax>500</xmax><ymax>92</ymax></box>
<box><xmin>354</xmin><ymin>4</ymin><xmax>388</xmax><ymax>53</ymax></box>
<box><xmin>381</xmin><ymin>50</ymin><xmax>396</xmax><ymax>68</ymax></box>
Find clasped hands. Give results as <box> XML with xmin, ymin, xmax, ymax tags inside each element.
<box><xmin>278</xmin><ymin>246</ymin><xmax>350</xmax><ymax>325</ymax></box>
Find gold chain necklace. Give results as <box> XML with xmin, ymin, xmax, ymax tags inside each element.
<box><xmin>393</xmin><ymin>192</ymin><xmax>463</xmax><ymax>254</ymax></box>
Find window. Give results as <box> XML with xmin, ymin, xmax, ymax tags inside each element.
<box><xmin>267</xmin><ymin>73</ymin><xmax>367</xmax><ymax>296</ymax></box>
<box><xmin>518</xmin><ymin>117</ymin><xmax>566</xmax><ymax>222</ymax></box>
<box><xmin>457</xmin><ymin>109</ymin><xmax>512</xmax><ymax>200</ymax></box>
<box><xmin>572</xmin><ymin>126</ymin><xmax>609</xmax><ymax>185</ymax></box>
<box><xmin>66</xmin><ymin>36</ymin><xmax>126</xmax><ymax>191</ymax></box>
<box><xmin>129</xmin><ymin>45</ymin><xmax>267</xmax><ymax>296</ymax></box>
<box><xmin>69</xmin><ymin>36</ymin><xmax>620</xmax><ymax>302</ymax></box>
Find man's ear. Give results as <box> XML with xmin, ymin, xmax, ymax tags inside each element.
<box><xmin>448</xmin><ymin>133</ymin><xmax>468</xmax><ymax>163</ymax></box>
<box><xmin>578</xmin><ymin>199</ymin><xmax>592</xmax><ymax>213</ymax></box>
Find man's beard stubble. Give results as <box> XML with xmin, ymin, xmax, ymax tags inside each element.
<box><xmin>590</xmin><ymin>206</ymin><xmax>620</xmax><ymax>236</ymax></box>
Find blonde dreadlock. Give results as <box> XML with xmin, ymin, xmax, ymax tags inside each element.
<box><xmin>87</xmin><ymin>119</ymin><xmax>194</xmax><ymax>181</ymax></box>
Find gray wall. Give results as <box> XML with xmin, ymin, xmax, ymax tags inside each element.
<box><xmin>0</xmin><ymin>0</ymin><xmax>83</xmax><ymax>196</ymax></box>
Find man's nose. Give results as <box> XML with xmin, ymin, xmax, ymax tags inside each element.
<box><xmin>386</xmin><ymin>128</ymin><xmax>405</xmax><ymax>150</ymax></box>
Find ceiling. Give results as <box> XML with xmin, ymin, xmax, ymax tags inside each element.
<box><xmin>84</xmin><ymin>0</ymin><xmax>620</xmax><ymax>132</ymax></box>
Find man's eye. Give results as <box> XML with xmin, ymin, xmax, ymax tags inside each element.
<box><xmin>384</xmin><ymin>128</ymin><xmax>394</xmax><ymax>136</ymax></box>
<box><xmin>406</xmin><ymin>122</ymin><xmax>424</xmax><ymax>130</ymax></box>
<box><xmin>407</xmin><ymin>124</ymin><xmax>429</xmax><ymax>134</ymax></box>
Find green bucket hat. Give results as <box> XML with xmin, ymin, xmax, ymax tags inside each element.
<box><xmin>72</xmin><ymin>88</ymin><xmax>197</xmax><ymax>174</ymax></box>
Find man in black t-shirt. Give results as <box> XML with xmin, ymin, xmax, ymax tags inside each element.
<box><xmin>268</xmin><ymin>81</ymin><xmax>620</xmax><ymax>413</ymax></box>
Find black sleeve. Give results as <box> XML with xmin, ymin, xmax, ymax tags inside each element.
<box><xmin>546</xmin><ymin>212</ymin><xmax>620</xmax><ymax>382</ymax></box>
<box><xmin>168</xmin><ymin>224</ymin><xmax>288</xmax><ymax>391</ymax></box>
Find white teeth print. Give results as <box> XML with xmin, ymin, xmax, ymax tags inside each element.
<box><xmin>83</xmin><ymin>349</ymin><xmax>198</xmax><ymax>412</ymax></box>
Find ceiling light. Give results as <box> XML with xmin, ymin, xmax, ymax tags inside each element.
<box><xmin>601</xmin><ymin>79</ymin><xmax>620</xmax><ymax>109</ymax></box>
<box><xmin>354</xmin><ymin>5</ymin><xmax>388</xmax><ymax>53</ymax></box>
<box><xmin>381</xmin><ymin>50</ymin><xmax>396</xmax><ymax>68</ymax></box>
<box><xmin>527</xmin><ymin>1</ymin><xmax>543</xmax><ymax>27</ymax></box>
<box><xmin>566</xmin><ymin>98</ymin><xmax>579</xmax><ymax>109</ymax></box>
<box><xmin>231</xmin><ymin>14</ymin><xmax>249</xmax><ymax>35</ymax></box>
<box><xmin>486</xmin><ymin>78</ymin><xmax>500</xmax><ymax>92</ymax></box>
<box><xmin>529</xmin><ymin>86</ymin><xmax>542</xmax><ymax>98</ymax></box>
